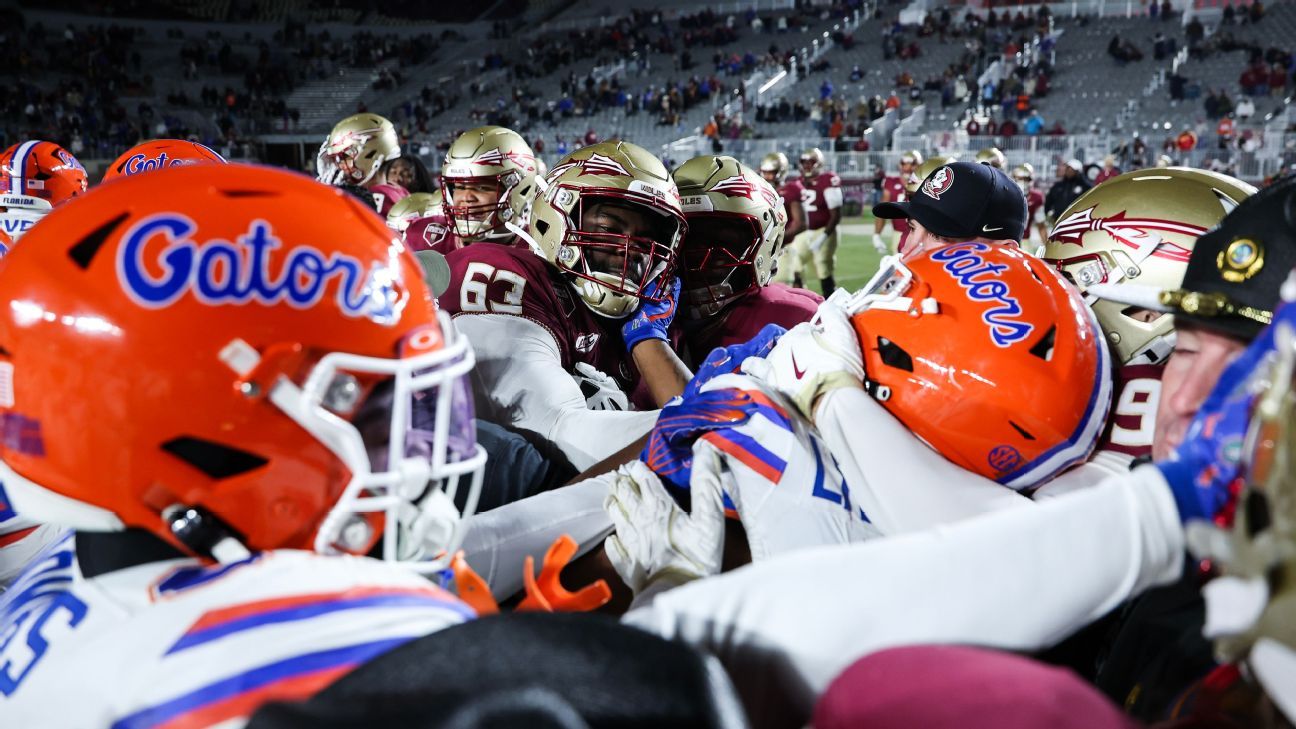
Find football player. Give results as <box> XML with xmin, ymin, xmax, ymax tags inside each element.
<box><xmin>775</xmin><ymin>148</ymin><xmax>843</xmax><ymax>295</ymax></box>
<box><xmin>386</xmin><ymin>189</ymin><xmax>449</xmax><ymax>250</ymax></box>
<box><xmin>1011</xmin><ymin>162</ymin><xmax>1048</xmax><ymax>247</ymax></box>
<box><xmin>617</xmin><ymin>180</ymin><xmax>1296</xmax><ymax>727</ymax></box>
<box><xmin>438</xmin><ymin>141</ymin><xmax>689</xmax><ymax>471</ymax></box>
<box><xmin>0</xmin><ymin>163</ymin><xmax>483</xmax><ymax>725</ymax></box>
<box><xmin>0</xmin><ymin>140</ymin><xmax>88</xmax><ymax>244</ymax></box>
<box><xmin>429</xmin><ymin>125</ymin><xmax>541</xmax><ymax>255</ymax></box>
<box><xmin>316</xmin><ymin>112</ymin><xmax>408</xmax><ymax>215</ymax></box>
<box><xmin>871</xmin><ymin>150</ymin><xmax>922</xmax><ymax>254</ymax></box>
<box><xmin>674</xmin><ymin>155</ymin><xmax>821</xmax><ymax>358</ymax></box>
<box><xmin>975</xmin><ymin>146</ymin><xmax>1007</xmax><ymax>169</ymax></box>
<box><xmin>100</xmin><ymin>138</ymin><xmax>227</xmax><ymax>183</ymax></box>
<box><xmin>758</xmin><ymin>152</ymin><xmax>806</xmax><ymax>243</ymax></box>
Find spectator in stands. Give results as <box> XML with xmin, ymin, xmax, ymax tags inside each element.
<box><xmin>1094</xmin><ymin>156</ymin><xmax>1120</xmax><ymax>184</ymax></box>
<box><xmin>1024</xmin><ymin>109</ymin><xmax>1044</xmax><ymax>135</ymax></box>
<box><xmin>1236</xmin><ymin>95</ymin><xmax>1256</xmax><ymax>120</ymax></box>
<box><xmin>1223</xmin><ymin>4</ymin><xmax>1236</xmax><ymax>24</ymax></box>
<box><xmin>1249</xmin><ymin>0</ymin><xmax>1265</xmax><ymax>23</ymax></box>
<box><xmin>1270</xmin><ymin>63</ymin><xmax>1289</xmax><ymax>96</ymax></box>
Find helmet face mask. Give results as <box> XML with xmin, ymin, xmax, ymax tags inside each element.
<box><xmin>1011</xmin><ymin>163</ymin><xmax>1034</xmax><ymax>195</ymax></box>
<box><xmin>443</xmin><ymin>172</ymin><xmax>518</xmax><ymax>240</ymax></box>
<box><xmin>799</xmin><ymin>148</ymin><xmax>824</xmax><ymax>178</ymax></box>
<box><xmin>557</xmin><ymin>196</ymin><xmax>678</xmax><ymax>319</ymax></box>
<box><xmin>1043</xmin><ymin>167</ymin><xmax>1255</xmax><ymax>364</ymax></box>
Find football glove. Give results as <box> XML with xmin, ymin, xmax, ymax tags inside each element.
<box><xmin>603</xmin><ymin>452</ymin><xmax>725</xmax><ymax>601</ymax></box>
<box><xmin>684</xmin><ymin>323</ymin><xmax>787</xmax><ymax>400</ymax></box>
<box><xmin>741</xmin><ymin>299</ymin><xmax>865</xmax><ymax>421</ymax></box>
<box><xmin>573</xmin><ymin>362</ymin><xmax>630</xmax><ymax>411</ymax></box>
<box><xmin>622</xmin><ymin>276</ymin><xmax>680</xmax><ymax>351</ymax></box>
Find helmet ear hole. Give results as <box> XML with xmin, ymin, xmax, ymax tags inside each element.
<box><xmin>1028</xmin><ymin>325</ymin><xmax>1057</xmax><ymax>362</ymax></box>
<box><xmin>161</xmin><ymin>436</ymin><xmax>269</xmax><ymax>480</ymax></box>
<box><xmin>876</xmin><ymin>337</ymin><xmax>914</xmax><ymax>372</ymax></box>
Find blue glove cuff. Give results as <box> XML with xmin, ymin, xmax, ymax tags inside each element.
<box><xmin>1155</xmin><ymin>457</ymin><xmax>1208</xmax><ymax>523</ymax></box>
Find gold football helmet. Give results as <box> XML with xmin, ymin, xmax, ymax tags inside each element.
<box><xmin>904</xmin><ymin>155</ymin><xmax>957</xmax><ymax>195</ymax></box>
<box><xmin>316</xmin><ymin>113</ymin><xmax>400</xmax><ymax>187</ymax></box>
<box><xmin>976</xmin><ymin>147</ymin><xmax>1007</xmax><ymax>169</ymax></box>
<box><xmin>441</xmin><ymin>126</ymin><xmax>539</xmax><ymax>242</ymax></box>
<box><xmin>799</xmin><ymin>147</ymin><xmax>825</xmax><ymax>179</ymax></box>
<box><xmin>759</xmin><ymin>152</ymin><xmax>790</xmax><ymax>186</ymax></box>
<box><xmin>522</xmin><ymin>141</ymin><xmax>685</xmax><ymax>319</ymax></box>
<box><xmin>1011</xmin><ymin>163</ymin><xmax>1035</xmax><ymax>195</ymax></box>
<box><xmin>899</xmin><ymin>149</ymin><xmax>924</xmax><ymax>168</ymax></box>
<box><xmin>674</xmin><ymin>155</ymin><xmax>788</xmax><ymax>318</ymax></box>
<box><xmin>1044</xmin><ymin>167</ymin><xmax>1255</xmax><ymax>364</ymax></box>
<box><xmin>386</xmin><ymin>190</ymin><xmax>442</xmax><ymax>234</ymax></box>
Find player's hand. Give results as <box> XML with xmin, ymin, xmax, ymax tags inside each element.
<box><xmin>1155</xmin><ymin>306</ymin><xmax>1289</xmax><ymax>524</ymax></box>
<box><xmin>603</xmin><ymin>454</ymin><xmax>725</xmax><ymax>599</ymax></box>
<box><xmin>740</xmin><ymin>299</ymin><xmax>864</xmax><ymax>421</ymax></box>
<box><xmin>622</xmin><ymin>276</ymin><xmax>680</xmax><ymax>352</ymax></box>
<box><xmin>573</xmin><ymin>362</ymin><xmax>630</xmax><ymax>411</ymax></box>
<box><xmin>684</xmin><ymin>323</ymin><xmax>787</xmax><ymax>399</ymax></box>
<box><xmin>642</xmin><ymin>387</ymin><xmax>758</xmax><ymax>489</ymax></box>
<box><xmin>871</xmin><ymin>233</ymin><xmax>888</xmax><ymax>254</ymax></box>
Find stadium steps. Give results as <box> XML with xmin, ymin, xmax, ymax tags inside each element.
<box><xmin>287</xmin><ymin>67</ymin><xmax>387</xmax><ymax>131</ymax></box>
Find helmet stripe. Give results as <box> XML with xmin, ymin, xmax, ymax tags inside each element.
<box><xmin>10</xmin><ymin>140</ymin><xmax>40</xmax><ymax>195</ymax></box>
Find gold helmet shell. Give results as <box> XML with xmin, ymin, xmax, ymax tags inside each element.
<box><xmin>441</xmin><ymin>126</ymin><xmax>539</xmax><ymax>242</ymax></box>
<box><xmin>900</xmin><ymin>149</ymin><xmax>924</xmax><ymax>167</ymax></box>
<box><xmin>904</xmin><ymin>155</ymin><xmax>957</xmax><ymax>194</ymax></box>
<box><xmin>674</xmin><ymin>155</ymin><xmax>788</xmax><ymax>318</ymax></box>
<box><xmin>799</xmin><ymin>147</ymin><xmax>825</xmax><ymax>178</ymax></box>
<box><xmin>759</xmin><ymin>152</ymin><xmax>790</xmax><ymax>185</ymax></box>
<box><xmin>316</xmin><ymin>113</ymin><xmax>400</xmax><ymax>187</ymax></box>
<box><xmin>1044</xmin><ymin>167</ymin><xmax>1256</xmax><ymax>364</ymax></box>
<box><xmin>976</xmin><ymin>147</ymin><xmax>1007</xmax><ymax>169</ymax></box>
<box><xmin>1011</xmin><ymin>163</ymin><xmax>1035</xmax><ymax>194</ymax></box>
<box><xmin>524</xmin><ymin>141</ymin><xmax>685</xmax><ymax>319</ymax></box>
<box><xmin>386</xmin><ymin>191</ymin><xmax>443</xmax><ymax>234</ymax></box>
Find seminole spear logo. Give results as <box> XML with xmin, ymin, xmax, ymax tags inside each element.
<box><xmin>1048</xmin><ymin>206</ymin><xmax>1200</xmax><ymax>263</ymax></box>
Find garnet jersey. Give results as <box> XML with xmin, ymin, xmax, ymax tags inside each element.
<box><xmin>439</xmin><ymin>243</ymin><xmax>651</xmax><ymax>409</ymax></box>
<box><xmin>685</xmin><ymin>283</ymin><xmax>822</xmax><ymax>360</ymax></box>
<box><xmin>405</xmin><ymin>214</ymin><xmax>461</xmax><ymax>254</ymax></box>
<box><xmin>1097</xmin><ymin>362</ymin><xmax>1163</xmax><ymax>459</ymax></box>
<box><xmin>370</xmin><ymin>183</ymin><xmax>409</xmax><ymax>217</ymax></box>
<box><xmin>0</xmin><ymin>534</ymin><xmax>472</xmax><ymax>727</ymax></box>
<box><xmin>779</xmin><ymin>178</ymin><xmax>805</xmax><ymax>217</ymax></box>
<box><xmin>1025</xmin><ymin>188</ymin><xmax>1045</xmax><ymax>227</ymax></box>
<box><xmin>801</xmin><ymin>172</ymin><xmax>843</xmax><ymax>231</ymax></box>
<box><xmin>881</xmin><ymin>175</ymin><xmax>910</xmax><ymax>233</ymax></box>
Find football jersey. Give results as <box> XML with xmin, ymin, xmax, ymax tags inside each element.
<box><xmin>438</xmin><ymin>243</ymin><xmax>652</xmax><ymax>409</ymax></box>
<box><xmin>801</xmin><ymin>172</ymin><xmax>843</xmax><ymax>231</ymax></box>
<box><xmin>369</xmin><ymin>183</ymin><xmax>409</xmax><ymax>217</ymax></box>
<box><xmin>1026</xmin><ymin>189</ymin><xmax>1045</xmax><ymax>226</ymax></box>
<box><xmin>0</xmin><ymin>533</ymin><xmax>472</xmax><ymax>727</ymax></box>
<box><xmin>684</xmin><ymin>283</ymin><xmax>822</xmax><ymax>360</ymax></box>
<box><xmin>778</xmin><ymin>178</ymin><xmax>805</xmax><ymax>218</ymax></box>
<box><xmin>1097</xmin><ymin>362</ymin><xmax>1163</xmax><ymax>459</ymax></box>
<box><xmin>405</xmin><ymin>214</ymin><xmax>461</xmax><ymax>254</ymax></box>
<box><xmin>881</xmin><ymin>175</ymin><xmax>910</xmax><ymax>233</ymax></box>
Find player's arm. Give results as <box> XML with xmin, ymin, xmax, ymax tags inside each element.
<box><xmin>623</xmin><ymin>277</ymin><xmax>692</xmax><ymax>408</ymax></box>
<box><xmin>624</xmin><ymin>464</ymin><xmax>1186</xmax><ymax>722</ymax></box>
<box><xmin>823</xmin><ymin>182</ymin><xmax>843</xmax><ymax>235</ymax></box>
<box><xmin>873</xmin><ymin>183</ymin><xmax>890</xmax><ymax>235</ymax></box>
<box><xmin>784</xmin><ymin>198</ymin><xmax>806</xmax><ymax>240</ymax></box>
<box><xmin>455</xmin><ymin>314</ymin><xmax>658</xmax><ymax>471</ymax></box>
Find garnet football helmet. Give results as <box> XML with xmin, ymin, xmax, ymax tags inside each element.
<box><xmin>674</xmin><ymin>155</ymin><xmax>788</xmax><ymax>318</ymax></box>
<box><xmin>0</xmin><ymin>140</ymin><xmax>88</xmax><ymax>243</ymax></box>
<box><xmin>838</xmin><ymin>244</ymin><xmax>1111</xmax><ymax>489</ymax></box>
<box><xmin>441</xmin><ymin>126</ymin><xmax>539</xmax><ymax>242</ymax></box>
<box><xmin>799</xmin><ymin>148</ymin><xmax>825</xmax><ymax>179</ymax></box>
<box><xmin>387</xmin><ymin>191</ymin><xmax>443</xmax><ymax>234</ymax></box>
<box><xmin>759</xmin><ymin>152</ymin><xmax>790</xmax><ymax>186</ymax></box>
<box><xmin>523</xmin><ymin>141</ymin><xmax>686</xmax><ymax>318</ymax></box>
<box><xmin>0</xmin><ymin>163</ymin><xmax>484</xmax><ymax>572</ymax></box>
<box><xmin>1044</xmin><ymin>168</ymin><xmax>1255</xmax><ymax>365</ymax></box>
<box><xmin>102</xmin><ymin>139</ymin><xmax>227</xmax><ymax>183</ymax></box>
<box><xmin>316</xmin><ymin>113</ymin><xmax>401</xmax><ymax>187</ymax></box>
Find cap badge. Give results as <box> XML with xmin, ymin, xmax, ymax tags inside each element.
<box><xmin>1217</xmin><ymin>238</ymin><xmax>1264</xmax><ymax>282</ymax></box>
<box><xmin>921</xmin><ymin>167</ymin><xmax>954</xmax><ymax>200</ymax></box>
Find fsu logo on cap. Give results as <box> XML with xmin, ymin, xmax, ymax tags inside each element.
<box><xmin>922</xmin><ymin>167</ymin><xmax>954</xmax><ymax>201</ymax></box>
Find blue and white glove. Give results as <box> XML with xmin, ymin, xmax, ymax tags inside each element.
<box><xmin>1156</xmin><ymin>305</ymin><xmax>1290</xmax><ymax>524</ymax></box>
<box><xmin>683</xmin><ymin>323</ymin><xmax>787</xmax><ymax>400</ymax></box>
<box><xmin>641</xmin><ymin>387</ymin><xmax>759</xmax><ymax>490</ymax></box>
<box><xmin>622</xmin><ymin>276</ymin><xmax>680</xmax><ymax>352</ymax></box>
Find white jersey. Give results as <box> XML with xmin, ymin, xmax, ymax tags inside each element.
<box><xmin>0</xmin><ymin>533</ymin><xmax>472</xmax><ymax>727</ymax></box>
<box><xmin>0</xmin><ymin>487</ymin><xmax>65</xmax><ymax>591</ymax></box>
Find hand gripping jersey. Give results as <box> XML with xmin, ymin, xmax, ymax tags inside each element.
<box><xmin>685</xmin><ymin>283</ymin><xmax>821</xmax><ymax>359</ymax></box>
<box><xmin>439</xmin><ymin>243</ymin><xmax>655</xmax><ymax>410</ymax></box>
<box><xmin>802</xmin><ymin>172</ymin><xmax>843</xmax><ymax>231</ymax></box>
<box><xmin>880</xmin><ymin>175</ymin><xmax>909</xmax><ymax>233</ymax></box>
<box><xmin>0</xmin><ymin>534</ymin><xmax>472</xmax><ymax>727</ymax></box>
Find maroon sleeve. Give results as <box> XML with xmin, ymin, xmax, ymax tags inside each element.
<box><xmin>711</xmin><ymin>284</ymin><xmax>822</xmax><ymax>349</ymax></box>
<box><xmin>438</xmin><ymin>243</ymin><xmax>576</xmax><ymax>368</ymax></box>
<box><xmin>370</xmin><ymin>184</ymin><xmax>409</xmax><ymax>216</ymax></box>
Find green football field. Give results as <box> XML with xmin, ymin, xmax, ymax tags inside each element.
<box><xmin>818</xmin><ymin>213</ymin><xmax>891</xmax><ymax>296</ymax></box>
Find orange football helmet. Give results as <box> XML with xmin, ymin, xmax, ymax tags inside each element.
<box><xmin>0</xmin><ymin>163</ymin><xmax>484</xmax><ymax>572</ymax></box>
<box><xmin>838</xmin><ymin>243</ymin><xmax>1112</xmax><ymax>489</ymax></box>
<box><xmin>101</xmin><ymin>139</ymin><xmax>227</xmax><ymax>183</ymax></box>
<box><xmin>0</xmin><ymin>140</ymin><xmax>88</xmax><ymax>243</ymax></box>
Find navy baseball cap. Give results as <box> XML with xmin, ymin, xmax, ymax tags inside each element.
<box><xmin>874</xmin><ymin>161</ymin><xmax>1028</xmax><ymax>242</ymax></box>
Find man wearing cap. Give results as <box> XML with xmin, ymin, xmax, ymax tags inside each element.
<box><xmin>619</xmin><ymin>179</ymin><xmax>1296</xmax><ymax>728</ymax></box>
<box><xmin>872</xmin><ymin>160</ymin><xmax>1028</xmax><ymax>261</ymax></box>
<box><xmin>1045</xmin><ymin>159</ymin><xmax>1092</xmax><ymax>227</ymax></box>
